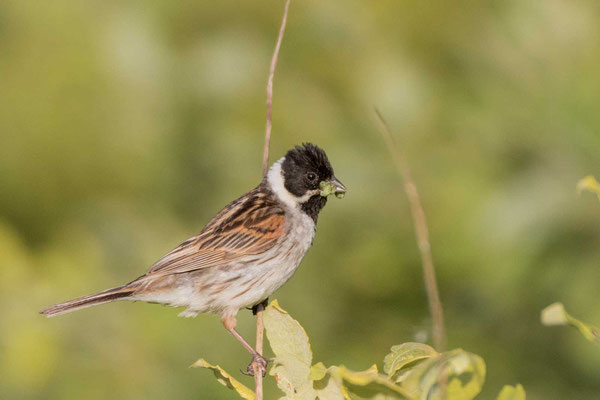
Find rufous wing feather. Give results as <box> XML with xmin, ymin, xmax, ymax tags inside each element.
<box><xmin>143</xmin><ymin>187</ymin><xmax>286</xmax><ymax>278</ymax></box>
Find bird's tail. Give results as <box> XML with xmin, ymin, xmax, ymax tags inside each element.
<box><xmin>40</xmin><ymin>284</ymin><xmax>136</xmax><ymax>317</ymax></box>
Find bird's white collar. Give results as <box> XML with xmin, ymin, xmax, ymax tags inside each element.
<box><xmin>267</xmin><ymin>158</ymin><xmax>318</xmax><ymax>210</ymax></box>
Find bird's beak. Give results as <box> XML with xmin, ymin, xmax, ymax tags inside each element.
<box><xmin>320</xmin><ymin>177</ymin><xmax>347</xmax><ymax>199</ymax></box>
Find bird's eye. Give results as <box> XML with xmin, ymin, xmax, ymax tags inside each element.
<box><xmin>307</xmin><ymin>172</ymin><xmax>317</xmax><ymax>182</ymax></box>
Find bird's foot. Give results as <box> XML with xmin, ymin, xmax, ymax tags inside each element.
<box><xmin>249</xmin><ymin>298</ymin><xmax>269</xmax><ymax>315</ymax></box>
<box><xmin>246</xmin><ymin>353</ymin><xmax>268</xmax><ymax>377</ymax></box>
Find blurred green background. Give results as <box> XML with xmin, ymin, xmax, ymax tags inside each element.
<box><xmin>2</xmin><ymin>1</ymin><xmax>600</xmax><ymax>399</ymax></box>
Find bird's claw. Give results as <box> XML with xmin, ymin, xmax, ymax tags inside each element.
<box><xmin>246</xmin><ymin>354</ymin><xmax>268</xmax><ymax>377</ymax></box>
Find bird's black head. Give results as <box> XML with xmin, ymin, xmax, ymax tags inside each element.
<box><xmin>278</xmin><ymin>143</ymin><xmax>346</xmax><ymax>222</ymax></box>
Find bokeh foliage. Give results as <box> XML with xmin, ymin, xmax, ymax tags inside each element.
<box><xmin>1</xmin><ymin>1</ymin><xmax>600</xmax><ymax>399</ymax></box>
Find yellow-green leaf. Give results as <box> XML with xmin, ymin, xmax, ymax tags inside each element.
<box><xmin>497</xmin><ymin>384</ymin><xmax>526</xmax><ymax>400</ymax></box>
<box><xmin>577</xmin><ymin>175</ymin><xmax>600</xmax><ymax>201</ymax></box>
<box><xmin>191</xmin><ymin>358</ymin><xmax>255</xmax><ymax>400</ymax></box>
<box><xmin>264</xmin><ymin>300</ymin><xmax>313</xmax><ymax>364</ymax></box>
<box><xmin>402</xmin><ymin>349</ymin><xmax>486</xmax><ymax>400</ymax></box>
<box><xmin>314</xmin><ymin>376</ymin><xmax>346</xmax><ymax>400</ymax></box>
<box><xmin>541</xmin><ymin>302</ymin><xmax>600</xmax><ymax>344</ymax></box>
<box><xmin>309</xmin><ymin>364</ymin><xmax>349</xmax><ymax>400</ymax></box>
<box><xmin>383</xmin><ymin>342</ymin><xmax>437</xmax><ymax>379</ymax></box>
<box><xmin>310</xmin><ymin>362</ymin><xmax>328</xmax><ymax>381</ymax></box>
<box><xmin>270</xmin><ymin>355</ymin><xmax>316</xmax><ymax>399</ymax></box>
<box><xmin>330</xmin><ymin>365</ymin><xmax>412</xmax><ymax>399</ymax></box>
<box><xmin>264</xmin><ymin>300</ymin><xmax>315</xmax><ymax>399</ymax></box>
<box><xmin>314</xmin><ymin>371</ymin><xmax>348</xmax><ymax>400</ymax></box>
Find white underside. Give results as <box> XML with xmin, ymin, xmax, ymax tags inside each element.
<box><xmin>133</xmin><ymin>158</ymin><xmax>316</xmax><ymax>318</ymax></box>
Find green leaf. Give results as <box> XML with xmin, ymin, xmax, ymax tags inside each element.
<box><xmin>271</xmin><ymin>355</ymin><xmax>316</xmax><ymax>399</ymax></box>
<box><xmin>313</xmin><ymin>370</ymin><xmax>348</xmax><ymax>400</ymax></box>
<box><xmin>264</xmin><ymin>300</ymin><xmax>315</xmax><ymax>399</ymax></box>
<box><xmin>383</xmin><ymin>342</ymin><xmax>437</xmax><ymax>380</ymax></box>
<box><xmin>541</xmin><ymin>302</ymin><xmax>600</xmax><ymax>344</ymax></box>
<box><xmin>309</xmin><ymin>363</ymin><xmax>350</xmax><ymax>400</ymax></box>
<box><xmin>577</xmin><ymin>176</ymin><xmax>600</xmax><ymax>201</ymax></box>
<box><xmin>402</xmin><ymin>349</ymin><xmax>486</xmax><ymax>400</ymax></box>
<box><xmin>330</xmin><ymin>365</ymin><xmax>412</xmax><ymax>399</ymax></box>
<box><xmin>264</xmin><ymin>300</ymin><xmax>313</xmax><ymax>365</ymax></box>
<box><xmin>310</xmin><ymin>362</ymin><xmax>329</xmax><ymax>381</ymax></box>
<box><xmin>497</xmin><ymin>384</ymin><xmax>526</xmax><ymax>400</ymax></box>
<box><xmin>191</xmin><ymin>358</ymin><xmax>255</xmax><ymax>400</ymax></box>
<box><xmin>314</xmin><ymin>375</ymin><xmax>346</xmax><ymax>400</ymax></box>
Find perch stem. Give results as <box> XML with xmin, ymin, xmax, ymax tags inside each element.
<box><xmin>254</xmin><ymin>1</ymin><xmax>291</xmax><ymax>399</ymax></box>
<box><xmin>252</xmin><ymin>302</ymin><xmax>266</xmax><ymax>398</ymax></box>
<box><xmin>262</xmin><ymin>0</ymin><xmax>291</xmax><ymax>177</ymax></box>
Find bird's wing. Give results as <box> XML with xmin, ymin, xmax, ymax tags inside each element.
<box><xmin>144</xmin><ymin>188</ymin><xmax>286</xmax><ymax>277</ymax></box>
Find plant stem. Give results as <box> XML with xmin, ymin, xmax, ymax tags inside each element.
<box><xmin>254</xmin><ymin>1</ymin><xmax>291</xmax><ymax>399</ymax></box>
<box><xmin>252</xmin><ymin>302</ymin><xmax>266</xmax><ymax>399</ymax></box>
<box><xmin>374</xmin><ymin>109</ymin><xmax>447</xmax><ymax>352</ymax></box>
<box><xmin>262</xmin><ymin>0</ymin><xmax>291</xmax><ymax>177</ymax></box>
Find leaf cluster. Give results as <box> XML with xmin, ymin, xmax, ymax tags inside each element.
<box><xmin>194</xmin><ymin>301</ymin><xmax>525</xmax><ymax>400</ymax></box>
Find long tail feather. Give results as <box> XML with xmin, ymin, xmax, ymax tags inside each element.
<box><xmin>40</xmin><ymin>285</ymin><xmax>135</xmax><ymax>317</ymax></box>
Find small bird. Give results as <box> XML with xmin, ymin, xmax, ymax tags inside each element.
<box><xmin>41</xmin><ymin>143</ymin><xmax>345</xmax><ymax>376</ymax></box>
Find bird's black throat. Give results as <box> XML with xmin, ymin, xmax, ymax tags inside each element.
<box><xmin>300</xmin><ymin>195</ymin><xmax>328</xmax><ymax>223</ymax></box>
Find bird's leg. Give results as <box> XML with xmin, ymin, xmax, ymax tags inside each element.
<box><xmin>251</xmin><ymin>298</ymin><xmax>269</xmax><ymax>315</ymax></box>
<box><xmin>222</xmin><ymin>315</ymin><xmax>268</xmax><ymax>377</ymax></box>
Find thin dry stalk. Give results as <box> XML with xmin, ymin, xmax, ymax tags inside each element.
<box><xmin>262</xmin><ymin>0</ymin><xmax>291</xmax><ymax>177</ymax></box>
<box><xmin>374</xmin><ymin>109</ymin><xmax>446</xmax><ymax>352</ymax></box>
<box><xmin>252</xmin><ymin>302</ymin><xmax>266</xmax><ymax>399</ymax></box>
<box><xmin>254</xmin><ymin>1</ymin><xmax>292</xmax><ymax>398</ymax></box>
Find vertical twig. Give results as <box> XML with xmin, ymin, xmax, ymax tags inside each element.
<box><xmin>373</xmin><ymin>109</ymin><xmax>447</xmax><ymax>352</ymax></box>
<box><xmin>262</xmin><ymin>0</ymin><xmax>291</xmax><ymax>177</ymax></box>
<box><xmin>254</xmin><ymin>1</ymin><xmax>291</xmax><ymax>399</ymax></box>
<box><xmin>253</xmin><ymin>302</ymin><xmax>265</xmax><ymax>400</ymax></box>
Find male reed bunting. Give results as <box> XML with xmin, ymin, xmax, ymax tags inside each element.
<box><xmin>41</xmin><ymin>143</ymin><xmax>346</xmax><ymax>376</ymax></box>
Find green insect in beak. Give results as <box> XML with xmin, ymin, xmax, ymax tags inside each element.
<box><xmin>320</xmin><ymin>177</ymin><xmax>347</xmax><ymax>199</ymax></box>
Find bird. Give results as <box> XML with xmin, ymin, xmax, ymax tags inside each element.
<box><xmin>41</xmin><ymin>143</ymin><xmax>346</xmax><ymax>376</ymax></box>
